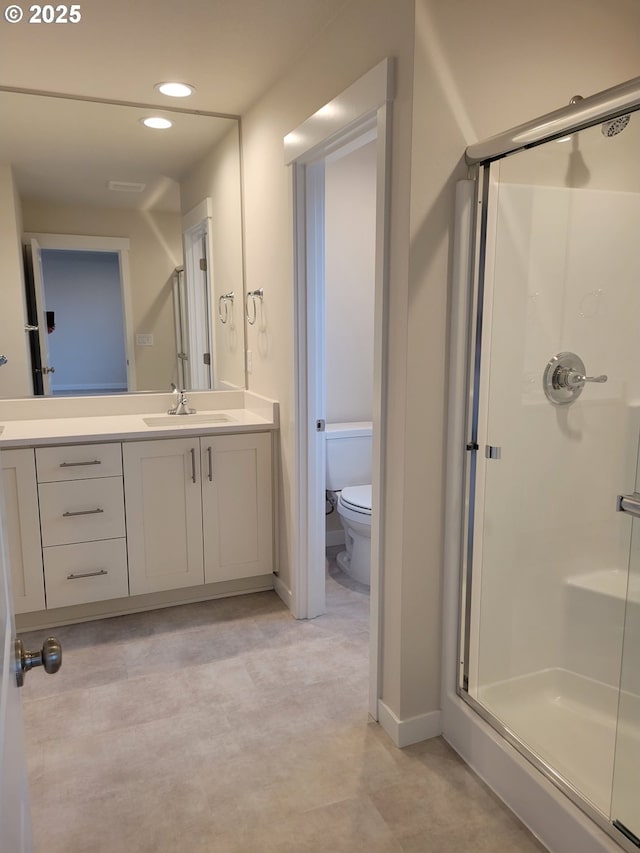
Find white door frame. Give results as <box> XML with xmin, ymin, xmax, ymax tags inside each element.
<box><xmin>182</xmin><ymin>200</ymin><xmax>215</xmax><ymax>390</ymax></box>
<box><xmin>286</xmin><ymin>59</ymin><xmax>393</xmax><ymax>718</ymax></box>
<box><xmin>24</xmin><ymin>232</ymin><xmax>135</xmax><ymax>391</ymax></box>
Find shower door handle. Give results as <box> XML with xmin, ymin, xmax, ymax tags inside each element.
<box><xmin>616</xmin><ymin>493</ymin><xmax>640</xmax><ymax>519</ymax></box>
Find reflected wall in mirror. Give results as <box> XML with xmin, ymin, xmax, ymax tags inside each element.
<box><xmin>0</xmin><ymin>90</ymin><xmax>246</xmax><ymax>398</ymax></box>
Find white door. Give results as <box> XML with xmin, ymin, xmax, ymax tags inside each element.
<box><xmin>30</xmin><ymin>237</ymin><xmax>53</xmax><ymax>394</ymax></box>
<box><xmin>0</xmin><ymin>502</ymin><xmax>33</xmax><ymax>852</ymax></box>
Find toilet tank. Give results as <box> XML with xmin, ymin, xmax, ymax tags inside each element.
<box><xmin>325</xmin><ymin>422</ymin><xmax>372</xmax><ymax>490</ymax></box>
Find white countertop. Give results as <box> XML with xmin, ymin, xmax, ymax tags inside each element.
<box><xmin>0</xmin><ymin>408</ymin><xmax>276</xmax><ymax>448</ymax></box>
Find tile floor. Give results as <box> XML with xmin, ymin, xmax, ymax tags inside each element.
<box><xmin>19</xmin><ymin>551</ymin><xmax>547</xmax><ymax>852</ymax></box>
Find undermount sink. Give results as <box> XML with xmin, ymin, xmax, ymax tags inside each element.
<box><xmin>143</xmin><ymin>413</ymin><xmax>236</xmax><ymax>427</ymax></box>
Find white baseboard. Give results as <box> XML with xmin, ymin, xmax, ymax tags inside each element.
<box><xmin>377</xmin><ymin>700</ymin><xmax>442</xmax><ymax>748</ymax></box>
<box><xmin>273</xmin><ymin>573</ymin><xmax>292</xmax><ymax>610</ymax></box>
<box><xmin>53</xmin><ymin>383</ymin><xmax>127</xmax><ymax>392</ymax></box>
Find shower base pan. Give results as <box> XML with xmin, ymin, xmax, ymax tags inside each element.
<box><xmin>477</xmin><ymin>667</ymin><xmax>622</xmax><ymax>814</ymax></box>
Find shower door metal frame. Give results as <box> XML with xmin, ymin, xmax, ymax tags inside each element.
<box><xmin>456</xmin><ymin>83</ymin><xmax>640</xmax><ymax>853</ymax></box>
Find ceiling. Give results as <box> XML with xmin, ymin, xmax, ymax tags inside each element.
<box><xmin>0</xmin><ymin>0</ymin><xmax>349</xmax><ymax>114</ymax></box>
<box><xmin>0</xmin><ymin>1</ymin><xmax>349</xmax><ymax>211</ymax></box>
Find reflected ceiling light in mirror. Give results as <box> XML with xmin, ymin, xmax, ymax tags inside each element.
<box><xmin>141</xmin><ymin>116</ymin><xmax>174</xmax><ymax>130</ymax></box>
<box><xmin>155</xmin><ymin>82</ymin><xmax>195</xmax><ymax>98</ymax></box>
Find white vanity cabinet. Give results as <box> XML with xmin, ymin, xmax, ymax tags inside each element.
<box><xmin>123</xmin><ymin>432</ymin><xmax>273</xmax><ymax>595</ymax></box>
<box><xmin>35</xmin><ymin>443</ymin><xmax>129</xmax><ymax>609</ymax></box>
<box><xmin>2</xmin><ymin>412</ymin><xmax>276</xmax><ymax>626</ymax></box>
<box><xmin>0</xmin><ymin>449</ymin><xmax>46</xmax><ymax>614</ymax></box>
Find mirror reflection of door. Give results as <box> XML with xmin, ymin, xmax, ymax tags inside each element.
<box><xmin>29</xmin><ymin>236</ymin><xmax>53</xmax><ymax>394</ymax></box>
<box><xmin>26</xmin><ymin>234</ymin><xmax>133</xmax><ymax>396</ymax></box>
<box><xmin>183</xmin><ymin>215</ymin><xmax>214</xmax><ymax>391</ymax></box>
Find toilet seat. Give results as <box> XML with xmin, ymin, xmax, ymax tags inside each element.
<box><xmin>339</xmin><ymin>485</ymin><xmax>372</xmax><ymax>516</ymax></box>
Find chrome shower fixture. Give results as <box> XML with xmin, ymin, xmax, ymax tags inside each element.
<box><xmin>543</xmin><ymin>351</ymin><xmax>607</xmax><ymax>405</ymax></box>
<box><xmin>601</xmin><ymin>114</ymin><xmax>630</xmax><ymax>137</ymax></box>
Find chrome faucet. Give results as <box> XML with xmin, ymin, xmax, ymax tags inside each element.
<box><xmin>168</xmin><ymin>387</ymin><xmax>195</xmax><ymax>416</ymax></box>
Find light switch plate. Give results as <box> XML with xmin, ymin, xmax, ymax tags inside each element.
<box><xmin>136</xmin><ymin>333</ymin><xmax>154</xmax><ymax>347</ymax></box>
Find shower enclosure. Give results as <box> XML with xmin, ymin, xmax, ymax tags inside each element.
<box><xmin>458</xmin><ymin>77</ymin><xmax>640</xmax><ymax>849</ymax></box>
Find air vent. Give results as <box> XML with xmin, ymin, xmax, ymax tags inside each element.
<box><xmin>107</xmin><ymin>180</ymin><xmax>146</xmax><ymax>193</ymax></box>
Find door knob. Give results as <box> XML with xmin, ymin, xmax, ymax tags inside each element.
<box><xmin>14</xmin><ymin>637</ymin><xmax>62</xmax><ymax>687</ymax></box>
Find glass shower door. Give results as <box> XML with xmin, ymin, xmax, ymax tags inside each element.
<box><xmin>466</xmin><ymin>113</ymin><xmax>640</xmax><ymax>822</ymax></box>
<box><xmin>610</xmin><ymin>461</ymin><xmax>640</xmax><ymax>844</ymax></box>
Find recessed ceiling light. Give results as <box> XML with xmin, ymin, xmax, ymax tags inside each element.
<box><xmin>156</xmin><ymin>82</ymin><xmax>194</xmax><ymax>98</ymax></box>
<box><xmin>140</xmin><ymin>116</ymin><xmax>174</xmax><ymax>130</ymax></box>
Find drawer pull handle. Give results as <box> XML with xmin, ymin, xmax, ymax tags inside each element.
<box><xmin>207</xmin><ymin>446</ymin><xmax>213</xmax><ymax>482</ymax></box>
<box><xmin>191</xmin><ymin>448</ymin><xmax>197</xmax><ymax>484</ymax></box>
<box><xmin>67</xmin><ymin>569</ymin><xmax>108</xmax><ymax>580</ymax></box>
<box><xmin>59</xmin><ymin>460</ymin><xmax>102</xmax><ymax>468</ymax></box>
<box><xmin>62</xmin><ymin>508</ymin><xmax>105</xmax><ymax>518</ymax></box>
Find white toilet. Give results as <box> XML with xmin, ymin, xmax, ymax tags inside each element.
<box><xmin>325</xmin><ymin>422</ymin><xmax>373</xmax><ymax>586</ymax></box>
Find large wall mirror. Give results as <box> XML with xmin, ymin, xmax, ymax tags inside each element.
<box><xmin>0</xmin><ymin>90</ymin><xmax>246</xmax><ymax>397</ymax></box>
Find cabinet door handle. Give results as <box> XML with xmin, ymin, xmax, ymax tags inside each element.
<box><xmin>59</xmin><ymin>460</ymin><xmax>102</xmax><ymax>468</ymax></box>
<box><xmin>207</xmin><ymin>446</ymin><xmax>213</xmax><ymax>482</ymax></box>
<box><xmin>67</xmin><ymin>569</ymin><xmax>108</xmax><ymax>580</ymax></box>
<box><xmin>62</xmin><ymin>508</ymin><xmax>105</xmax><ymax>518</ymax></box>
<box><xmin>190</xmin><ymin>448</ymin><xmax>197</xmax><ymax>484</ymax></box>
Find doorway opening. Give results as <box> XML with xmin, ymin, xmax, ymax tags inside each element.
<box><xmin>287</xmin><ymin>59</ymin><xmax>392</xmax><ymax>719</ymax></box>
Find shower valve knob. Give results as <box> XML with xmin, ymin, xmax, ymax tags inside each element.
<box><xmin>555</xmin><ymin>367</ymin><xmax>607</xmax><ymax>389</ymax></box>
<box><xmin>543</xmin><ymin>352</ymin><xmax>607</xmax><ymax>405</ymax></box>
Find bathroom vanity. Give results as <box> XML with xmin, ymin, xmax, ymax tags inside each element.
<box><xmin>0</xmin><ymin>391</ymin><xmax>278</xmax><ymax>630</ymax></box>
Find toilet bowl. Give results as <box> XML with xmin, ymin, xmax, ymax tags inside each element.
<box><xmin>336</xmin><ymin>484</ymin><xmax>372</xmax><ymax>586</ymax></box>
<box><xmin>325</xmin><ymin>422</ymin><xmax>373</xmax><ymax>587</ymax></box>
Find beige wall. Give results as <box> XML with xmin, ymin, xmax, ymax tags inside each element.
<box><xmin>0</xmin><ymin>165</ymin><xmax>31</xmax><ymax>397</ymax></box>
<box><xmin>241</xmin><ymin>0</ymin><xmax>640</xmax><ymax>728</ymax></box>
<box><xmin>325</xmin><ymin>140</ymin><xmax>377</xmax><ymax>425</ymax></box>
<box><xmin>22</xmin><ymin>201</ymin><xmax>182</xmax><ymax>392</ymax></box>
<box><xmin>181</xmin><ymin>124</ymin><xmax>246</xmax><ymax>389</ymax></box>
<box><xmin>240</xmin><ymin>0</ymin><xmax>416</xmax><ymax>721</ymax></box>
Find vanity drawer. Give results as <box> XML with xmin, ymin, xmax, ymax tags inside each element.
<box><xmin>39</xmin><ymin>477</ymin><xmax>125</xmax><ymax>546</ymax></box>
<box><xmin>36</xmin><ymin>443</ymin><xmax>122</xmax><ymax>483</ymax></box>
<box><xmin>43</xmin><ymin>539</ymin><xmax>128</xmax><ymax>609</ymax></box>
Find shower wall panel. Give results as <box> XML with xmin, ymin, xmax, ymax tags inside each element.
<box><xmin>472</xmin><ymin>183</ymin><xmax>640</xmax><ymax>692</ymax></box>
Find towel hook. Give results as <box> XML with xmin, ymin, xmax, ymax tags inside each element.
<box><xmin>217</xmin><ymin>292</ymin><xmax>235</xmax><ymax>325</ymax></box>
<box><xmin>246</xmin><ymin>288</ymin><xmax>264</xmax><ymax>326</ymax></box>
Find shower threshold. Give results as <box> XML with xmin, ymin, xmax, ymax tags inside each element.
<box><xmin>476</xmin><ymin>667</ymin><xmax>623</xmax><ymax>815</ymax></box>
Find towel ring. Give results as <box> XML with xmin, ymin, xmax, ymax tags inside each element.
<box><xmin>246</xmin><ymin>289</ymin><xmax>264</xmax><ymax>326</ymax></box>
<box><xmin>218</xmin><ymin>292</ymin><xmax>234</xmax><ymax>325</ymax></box>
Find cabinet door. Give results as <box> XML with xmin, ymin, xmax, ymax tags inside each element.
<box><xmin>123</xmin><ymin>438</ymin><xmax>204</xmax><ymax>595</ymax></box>
<box><xmin>0</xmin><ymin>449</ymin><xmax>46</xmax><ymax>613</ymax></box>
<box><xmin>201</xmin><ymin>433</ymin><xmax>273</xmax><ymax>583</ymax></box>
